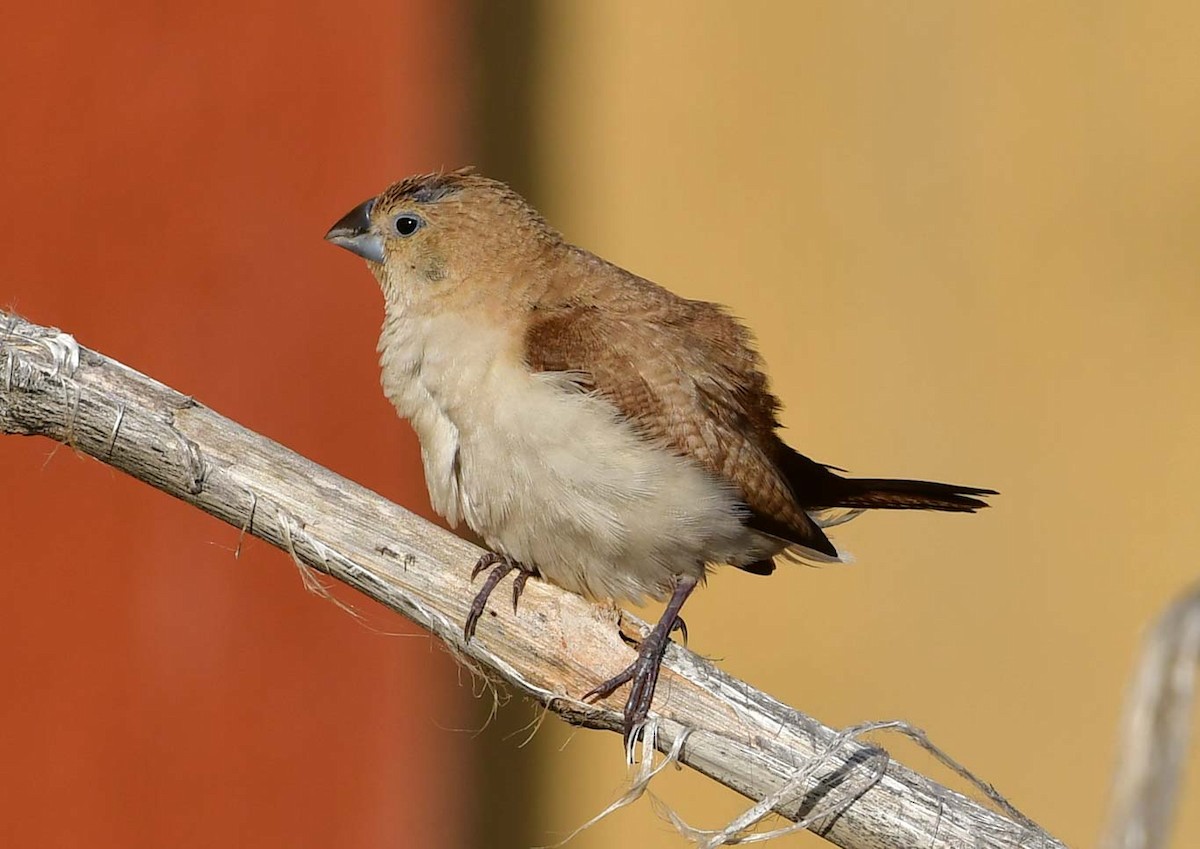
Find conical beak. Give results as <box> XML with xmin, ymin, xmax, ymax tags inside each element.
<box><xmin>324</xmin><ymin>198</ymin><xmax>385</xmax><ymax>263</ymax></box>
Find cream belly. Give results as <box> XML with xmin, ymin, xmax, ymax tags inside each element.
<box><xmin>378</xmin><ymin>312</ymin><xmax>780</xmax><ymax>604</ymax></box>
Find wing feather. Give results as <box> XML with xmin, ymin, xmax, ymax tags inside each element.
<box><xmin>523</xmin><ymin>285</ymin><xmax>836</xmax><ymax>557</ymax></box>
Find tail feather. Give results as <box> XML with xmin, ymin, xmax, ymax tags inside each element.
<box><xmin>832</xmin><ymin>478</ymin><xmax>995</xmax><ymax>512</ymax></box>
<box><xmin>778</xmin><ymin>444</ymin><xmax>996</xmax><ymax>512</ymax></box>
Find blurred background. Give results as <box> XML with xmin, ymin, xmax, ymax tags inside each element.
<box><xmin>2</xmin><ymin>2</ymin><xmax>1198</xmax><ymax>847</ymax></box>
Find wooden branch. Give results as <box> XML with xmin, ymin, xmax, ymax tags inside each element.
<box><xmin>0</xmin><ymin>310</ymin><xmax>1064</xmax><ymax>849</ymax></box>
<box><xmin>1101</xmin><ymin>582</ymin><xmax>1200</xmax><ymax>849</ymax></box>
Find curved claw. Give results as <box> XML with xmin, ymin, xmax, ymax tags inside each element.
<box><xmin>471</xmin><ymin>551</ymin><xmax>506</xmax><ymax>582</ymax></box>
<box><xmin>671</xmin><ymin>615</ymin><xmax>688</xmax><ymax>647</ymax></box>
<box><xmin>583</xmin><ymin>665</ymin><xmax>638</xmax><ymax>704</ymax></box>
<box><xmin>512</xmin><ymin>569</ymin><xmax>533</xmax><ymax>613</ymax></box>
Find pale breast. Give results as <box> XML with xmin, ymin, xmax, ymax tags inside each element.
<box><xmin>379</xmin><ymin>312</ymin><xmax>780</xmax><ymax>604</ymax></box>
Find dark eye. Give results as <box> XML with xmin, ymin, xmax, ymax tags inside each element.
<box><xmin>394</xmin><ymin>214</ymin><xmax>423</xmax><ymax>236</ymax></box>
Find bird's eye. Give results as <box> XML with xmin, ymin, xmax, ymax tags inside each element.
<box><xmin>394</xmin><ymin>214</ymin><xmax>424</xmax><ymax>237</ymax></box>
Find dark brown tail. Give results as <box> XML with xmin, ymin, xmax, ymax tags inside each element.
<box><xmin>779</xmin><ymin>445</ymin><xmax>996</xmax><ymax>512</ymax></box>
<box><xmin>830</xmin><ymin>478</ymin><xmax>994</xmax><ymax>511</ymax></box>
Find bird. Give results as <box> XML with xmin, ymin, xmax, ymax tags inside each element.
<box><xmin>325</xmin><ymin>167</ymin><xmax>995</xmax><ymax>745</ymax></box>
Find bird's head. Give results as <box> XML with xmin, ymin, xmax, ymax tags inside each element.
<box><xmin>324</xmin><ymin>167</ymin><xmax>561</xmax><ymax>312</ymax></box>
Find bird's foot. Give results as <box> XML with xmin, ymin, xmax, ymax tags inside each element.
<box><xmin>463</xmin><ymin>552</ymin><xmax>539</xmax><ymax>642</ymax></box>
<box><xmin>583</xmin><ymin>627</ymin><xmax>672</xmax><ymax>747</ymax></box>
<box><xmin>583</xmin><ymin>575</ymin><xmax>699</xmax><ymax>748</ymax></box>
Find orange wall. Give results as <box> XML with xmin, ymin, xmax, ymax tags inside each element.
<box><xmin>0</xmin><ymin>3</ymin><xmax>469</xmax><ymax>846</ymax></box>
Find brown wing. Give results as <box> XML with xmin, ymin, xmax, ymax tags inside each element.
<box><xmin>523</xmin><ymin>286</ymin><xmax>837</xmax><ymax>558</ymax></box>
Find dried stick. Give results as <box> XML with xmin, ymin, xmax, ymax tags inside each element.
<box><xmin>1101</xmin><ymin>582</ymin><xmax>1200</xmax><ymax>849</ymax></box>
<box><xmin>0</xmin><ymin>310</ymin><xmax>1063</xmax><ymax>849</ymax></box>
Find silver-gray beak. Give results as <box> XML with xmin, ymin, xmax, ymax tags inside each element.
<box><xmin>324</xmin><ymin>198</ymin><xmax>385</xmax><ymax>263</ymax></box>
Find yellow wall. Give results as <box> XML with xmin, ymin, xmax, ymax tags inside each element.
<box><xmin>531</xmin><ymin>3</ymin><xmax>1200</xmax><ymax>847</ymax></box>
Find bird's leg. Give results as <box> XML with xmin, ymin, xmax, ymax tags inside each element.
<box><xmin>584</xmin><ymin>574</ymin><xmax>699</xmax><ymax>746</ymax></box>
<box><xmin>463</xmin><ymin>552</ymin><xmax>539</xmax><ymax>642</ymax></box>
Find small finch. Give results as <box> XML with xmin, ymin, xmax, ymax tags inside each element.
<box><xmin>326</xmin><ymin>168</ymin><xmax>994</xmax><ymax>744</ymax></box>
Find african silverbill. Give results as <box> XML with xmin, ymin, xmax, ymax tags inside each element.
<box><xmin>325</xmin><ymin>168</ymin><xmax>994</xmax><ymax>745</ymax></box>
